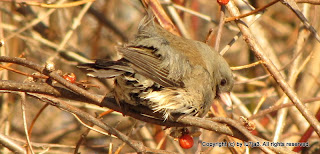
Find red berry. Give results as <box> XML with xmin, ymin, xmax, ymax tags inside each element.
<box><xmin>179</xmin><ymin>134</ymin><xmax>194</xmax><ymax>149</ymax></box>
<box><xmin>63</xmin><ymin>73</ymin><xmax>76</xmax><ymax>83</ymax></box>
<box><xmin>217</xmin><ymin>0</ymin><xmax>229</xmax><ymax>5</ymax></box>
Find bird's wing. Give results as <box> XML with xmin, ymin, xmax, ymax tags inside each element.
<box><xmin>119</xmin><ymin>46</ymin><xmax>183</xmax><ymax>87</ymax></box>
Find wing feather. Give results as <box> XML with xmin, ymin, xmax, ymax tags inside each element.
<box><xmin>119</xmin><ymin>46</ymin><xmax>183</xmax><ymax>87</ymax></box>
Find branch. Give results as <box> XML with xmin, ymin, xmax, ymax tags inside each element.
<box><xmin>32</xmin><ymin>92</ymin><xmax>294</xmax><ymax>153</ymax></box>
<box><xmin>0</xmin><ymin>80</ymin><xmax>91</xmax><ymax>102</ymax></box>
<box><xmin>0</xmin><ymin>56</ymin><xmax>103</xmax><ymax>105</ymax></box>
<box><xmin>0</xmin><ymin>56</ymin><xmax>295</xmax><ymax>153</ymax></box>
<box><xmin>0</xmin><ymin>133</ymin><xmax>25</xmax><ymax>154</ymax></box>
<box><xmin>28</xmin><ymin>93</ymin><xmax>147</xmax><ymax>153</ymax></box>
<box><xmin>281</xmin><ymin>0</ymin><xmax>320</xmax><ymax>42</ymax></box>
<box><xmin>296</xmin><ymin>0</ymin><xmax>320</xmax><ymax>4</ymax></box>
<box><xmin>225</xmin><ymin>1</ymin><xmax>320</xmax><ymax>137</ymax></box>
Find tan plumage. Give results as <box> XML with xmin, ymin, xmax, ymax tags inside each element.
<box><xmin>80</xmin><ymin>18</ymin><xmax>234</xmax><ymax>120</ymax></box>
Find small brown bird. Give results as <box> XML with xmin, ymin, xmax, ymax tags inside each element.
<box><xmin>80</xmin><ymin>18</ymin><xmax>234</xmax><ymax>120</ymax></box>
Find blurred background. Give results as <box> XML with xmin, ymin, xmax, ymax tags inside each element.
<box><xmin>0</xmin><ymin>0</ymin><xmax>319</xmax><ymax>153</ymax></box>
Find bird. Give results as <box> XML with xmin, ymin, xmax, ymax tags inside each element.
<box><xmin>79</xmin><ymin>17</ymin><xmax>234</xmax><ymax>120</ymax></box>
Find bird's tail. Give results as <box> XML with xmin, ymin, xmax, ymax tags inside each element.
<box><xmin>78</xmin><ymin>59</ymin><xmax>134</xmax><ymax>78</ymax></box>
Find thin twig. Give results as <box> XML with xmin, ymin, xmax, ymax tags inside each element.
<box><xmin>225</xmin><ymin>0</ymin><xmax>280</xmax><ymax>22</ymax></box>
<box><xmin>20</xmin><ymin>92</ymin><xmax>34</xmax><ymax>154</ymax></box>
<box><xmin>215</xmin><ymin>5</ymin><xmax>226</xmax><ymax>52</ymax></box>
<box><xmin>296</xmin><ymin>0</ymin><xmax>320</xmax><ymax>4</ymax></box>
<box><xmin>71</xmin><ymin>113</ymin><xmax>116</xmax><ymax>137</ymax></box>
<box><xmin>29</xmin><ymin>93</ymin><xmax>146</xmax><ymax>153</ymax></box>
<box><xmin>28</xmin><ymin>104</ymin><xmax>49</xmax><ymax>137</ymax></box>
<box><xmin>26</xmin><ymin>0</ymin><xmax>94</xmax><ymax>8</ymax></box>
<box><xmin>280</xmin><ymin>0</ymin><xmax>320</xmax><ymax>42</ymax></box>
<box><xmin>4</xmin><ymin>0</ymin><xmax>68</xmax><ymax>41</ymax></box>
<box><xmin>0</xmin><ymin>64</ymin><xmax>48</xmax><ymax>79</ymax></box>
<box><xmin>164</xmin><ymin>0</ymin><xmax>191</xmax><ymax>38</ymax></box>
<box><xmin>74</xmin><ymin>109</ymin><xmax>114</xmax><ymax>154</ymax></box>
<box><xmin>249</xmin><ymin>97</ymin><xmax>320</xmax><ymax>120</ymax></box>
<box><xmin>220</xmin><ymin>10</ymin><xmax>263</xmax><ymax>55</ymax></box>
<box><xmin>48</xmin><ymin>1</ymin><xmax>93</xmax><ymax>62</ymax></box>
<box><xmin>230</xmin><ymin>61</ymin><xmax>263</xmax><ymax>71</ymax></box>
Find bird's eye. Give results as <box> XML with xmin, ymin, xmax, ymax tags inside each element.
<box><xmin>220</xmin><ymin>79</ymin><xmax>227</xmax><ymax>86</ymax></box>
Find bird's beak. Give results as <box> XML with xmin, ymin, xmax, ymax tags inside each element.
<box><xmin>218</xmin><ymin>92</ymin><xmax>232</xmax><ymax>107</ymax></box>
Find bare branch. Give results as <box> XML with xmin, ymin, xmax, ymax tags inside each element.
<box><xmin>225</xmin><ymin>0</ymin><xmax>320</xmax><ymax>137</ymax></box>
